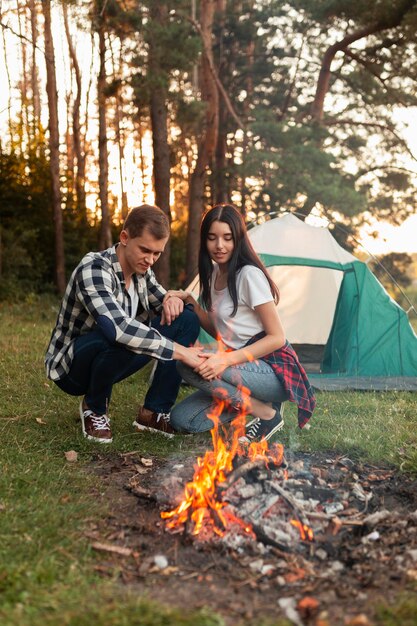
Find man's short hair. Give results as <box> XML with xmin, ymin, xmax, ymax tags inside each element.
<box><xmin>123</xmin><ymin>204</ymin><xmax>170</xmax><ymax>239</ymax></box>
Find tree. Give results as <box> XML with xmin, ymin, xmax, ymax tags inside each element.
<box><xmin>63</xmin><ymin>0</ymin><xmax>87</xmax><ymax>218</ymax></box>
<box><xmin>41</xmin><ymin>0</ymin><xmax>66</xmax><ymax>294</ymax></box>
<box><xmin>372</xmin><ymin>251</ymin><xmax>413</xmax><ymax>290</ymax></box>
<box><xmin>95</xmin><ymin>1</ymin><xmax>113</xmax><ymax>250</ymax></box>
<box><xmin>147</xmin><ymin>1</ymin><xmax>172</xmax><ymax>287</ymax></box>
<box><xmin>130</xmin><ymin>0</ymin><xmax>199</xmax><ymax>285</ymax></box>
<box><xmin>185</xmin><ymin>0</ymin><xmax>219</xmax><ymax>283</ymax></box>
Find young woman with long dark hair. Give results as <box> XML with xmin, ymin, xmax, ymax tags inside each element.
<box><xmin>167</xmin><ymin>204</ymin><xmax>315</xmax><ymax>442</ymax></box>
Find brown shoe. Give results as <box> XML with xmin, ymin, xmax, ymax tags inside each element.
<box><xmin>79</xmin><ymin>399</ymin><xmax>113</xmax><ymax>444</ymax></box>
<box><xmin>133</xmin><ymin>406</ymin><xmax>175</xmax><ymax>439</ymax></box>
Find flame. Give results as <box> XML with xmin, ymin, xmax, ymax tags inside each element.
<box><xmin>161</xmin><ymin>385</ymin><xmax>288</xmax><ymax>539</ymax></box>
<box><xmin>290</xmin><ymin>519</ymin><xmax>314</xmax><ymax>542</ymax></box>
<box><xmin>161</xmin><ymin>394</ymin><xmax>252</xmax><ymax>536</ymax></box>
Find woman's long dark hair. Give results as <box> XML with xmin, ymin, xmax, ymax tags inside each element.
<box><xmin>199</xmin><ymin>204</ymin><xmax>280</xmax><ymax>316</ymax></box>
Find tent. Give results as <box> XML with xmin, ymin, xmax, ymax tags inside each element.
<box><xmin>188</xmin><ymin>213</ymin><xmax>417</xmax><ymax>390</ymax></box>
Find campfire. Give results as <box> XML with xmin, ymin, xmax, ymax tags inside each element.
<box><xmin>161</xmin><ymin>388</ymin><xmax>314</xmax><ymax>549</ymax></box>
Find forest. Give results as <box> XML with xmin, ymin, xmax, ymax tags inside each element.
<box><xmin>1</xmin><ymin>0</ymin><xmax>417</xmax><ymax>299</ymax></box>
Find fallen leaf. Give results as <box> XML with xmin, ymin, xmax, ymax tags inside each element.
<box><xmin>64</xmin><ymin>450</ymin><xmax>78</xmax><ymax>463</ymax></box>
<box><xmin>36</xmin><ymin>417</ymin><xmax>47</xmax><ymax>425</ymax></box>
<box><xmin>133</xmin><ymin>465</ymin><xmax>149</xmax><ymax>475</ymax></box>
<box><xmin>297</xmin><ymin>596</ymin><xmax>320</xmax><ymax>619</ymax></box>
<box><xmin>345</xmin><ymin>615</ymin><xmax>372</xmax><ymax>626</ymax></box>
<box><xmin>406</xmin><ymin>568</ymin><xmax>417</xmax><ymax>581</ymax></box>
<box><xmin>284</xmin><ymin>567</ymin><xmax>306</xmax><ymax>583</ymax></box>
<box><xmin>140</xmin><ymin>457</ymin><xmax>153</xmax><ymax>467</ymax></box>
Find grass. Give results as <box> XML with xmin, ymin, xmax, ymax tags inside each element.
<box><xmin>0</xmin><ymin>295</ymin><xmax>417</xmax><ymax>625</ymax></box>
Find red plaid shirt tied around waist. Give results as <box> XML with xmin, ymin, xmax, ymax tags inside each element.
<box><xmin>248</xmin><ymin>335</ymin><xmax>316</xmax><ymax>429</ymax></box>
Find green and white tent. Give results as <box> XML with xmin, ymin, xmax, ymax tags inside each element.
<box><xmin>189</xmin><ymin>213</ymin><xmax>417</xmax><ymax>390</ymax></box>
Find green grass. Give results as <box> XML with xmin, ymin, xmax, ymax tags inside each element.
<box><xmin>0</xmin><ymin>295</ymin><xmax>416</xmax><ymax>625</ymax></box>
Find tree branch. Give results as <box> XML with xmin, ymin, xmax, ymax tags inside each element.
<box><xmin>311</xmin><ymin>0</ymin><xmax>417</xmax><ymax>121</ymax></box>
<box><xmin>176</xmin><ymin>12</ymin><xmax>245</xmax><ymax>130</ymax></box>
<box><xmin>354</xmin><ymin>164</ymin><xmax>417</xmax><ymax>182</ymax></box>
<box><xmin>0</xmin><ymin>19</ymin><xmax>43</xmax><ymax>51</ymax></box>
<box><xmin>324</xmin><ymin>118</ymin><xmax>417</xmax><ymax>163</ymax></box>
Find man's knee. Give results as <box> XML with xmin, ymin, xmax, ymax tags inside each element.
<box><xmin>170</xmin><ymin>306</ymin><xmax>200</xmax><ymax>344</ymax></box>
<box><xmin>182</xmin><ymin>306</ymin><xmax>200</xmax><ymax>340</ymax></box>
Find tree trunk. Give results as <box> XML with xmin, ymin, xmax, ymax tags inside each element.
<box><xmin>185</xmin><ymin>0</ymin><xmax>219</xmax><ymax>284</ymax></box>
<box><xmin>97</xmin><ymin>18</ymin><xmax>112</xmax><ymax>249</ymax></box>
<box><xmin>16</xmin><ymin>0</ymin><xmax>29</xmax><ymax>152</ymax></box>
<box><xmin>28</xmin><ymin>0</ymin><xmax>41</xmax><ymax>143</ymax></box>
<box><xmin>108</xmin><ymin>35</ymin><xmax>129</xmax><ymax>222</ymax></box>
<box><xmin>63</xmin><ymin>1</ymin><xmax>86</xmax><ymax>218</ymax></box>
<box><xmin>149</xmin><ymin>2</ymin><xmax>171</xmax><ymax>287</ymax></box>
<box><xmin>1</xmin><ymin>21</ymin><xmax>13</xmax><ymax>145</ymax></box>
<box><xmin>214</xmin><ymin>0</ymin><xmax>227</xmax><ymax>205</ymax></box>
<box><xmin>42</xmin><ymin>0</ymin><xmax>66</xmax><ymax>294</ymax></box>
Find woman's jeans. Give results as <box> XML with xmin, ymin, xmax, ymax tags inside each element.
<box><xmin>170</xmin><ymin>358</ymin><xmax>288</xmax><ymax>433</ymax></box>
<box><xmin>55</xmin><ymin>308</ymin><xmax>200</xmax><ymax>415</ymax></box>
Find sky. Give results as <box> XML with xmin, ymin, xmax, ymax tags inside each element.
<box><xmin>1</xmin><ymin>3</ymin><xmax>416</xmax><ymax>256</ymax></box>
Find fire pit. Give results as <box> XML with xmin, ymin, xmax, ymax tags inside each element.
<box><xmin>120</xmin><ymin>440</ymin><xmax>417</xmax><ymax>624</ymax></box>
<box><xmin>87</xmin><ymin>396</ymin><xmax>417</xmax><ymax>625</ymax></box>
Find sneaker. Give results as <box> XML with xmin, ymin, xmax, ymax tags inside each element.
<box><xmin>79</xmin><ymin>399</ymin><xmax>113</xmax><ymax>444</ymax></box>
<box><xmin>132</xmin><ymin>406</ymin><xmax>175</xmax><ymax>439</ymax></box>
<box><xmin>239</xmin><ymin>408</ymin><xmax>284</xmax><ymax>444</ymax></box>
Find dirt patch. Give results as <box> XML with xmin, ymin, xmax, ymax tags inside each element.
<box><xmin>84</xmin><ymin>448</ymin><xmax>417</xmax><ymax>626</ymax></box>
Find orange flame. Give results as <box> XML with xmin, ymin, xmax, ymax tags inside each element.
<box><xmin>161</xmin><ymin>386</ymin><xmax>287</xmax><ymax>539</ymax></box>
<box><xmin>161</xmin><ymin>393</ymin><xmax>252</xmax><ymax>536</ymax></box>
<box><xmin>290</xmin><ymin>519</ymin><xmax>314</xmax><ymax>542</ymax></box>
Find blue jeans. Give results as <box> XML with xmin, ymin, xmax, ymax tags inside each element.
<box><xmin>170</xmin><ymin>358</ymin><xmax>288</xmax><ymax>433</ymax></box>
<box><xmin>55</xmin><ymin>307</ymin><xmax>200</xmax><ymax>415</ymax></box>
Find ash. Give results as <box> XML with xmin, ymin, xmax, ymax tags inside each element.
<box><xmin>154</xmin><ymin>447</ymin><xmax>417</xmax><ymax>561</ymax></box>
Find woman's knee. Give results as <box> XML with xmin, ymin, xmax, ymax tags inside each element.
<box><xmin>170</xmin><ymin>398</ymin><xmax>211</xmax><ymax>433</ymax></box>
<box><xmin>176</xmin><ymin>360</ymin><xmax>194</xmax><ymax>383</ymax></box>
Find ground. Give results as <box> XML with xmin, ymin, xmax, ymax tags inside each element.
<box><xmin>84</xmin><ymin>449</ymin><xmax>417</xmax><ymax>626</ymax></box>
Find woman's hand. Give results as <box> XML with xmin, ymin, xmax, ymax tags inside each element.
<box><xmin>194</xmin><ymin>351</ymin><xmax>230</xmax><ymax>380</ymax></box>
<box><xmin>163</xmin><ymin>289</ymin><xmax>189</xmax><ymax>302</ymax></box>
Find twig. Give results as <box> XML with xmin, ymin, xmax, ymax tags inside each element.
<box><xmin>304</xmin><ymin>511</ymin><xmax>364</xmax><ymax>526</ymax></box>
<box><xmin>218</xmin><ymin>458</ymin><xmax>266</xmax><ymax>490</ymax></box>
<box><xmin>250</xmin><ymin>522</ymin><xmax>291</xmax><ymax>553</ymax></box>
<box><xmin>269</xmin><ymin>482</ymin><xmax>311</xmax><ymax>528</ymax></box>
<box><xmin>91</xmin><ymin>541</ymin><xmax>133</xmax><ymax>557</ymax></box>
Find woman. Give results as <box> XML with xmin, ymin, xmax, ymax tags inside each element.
<box><xmin>168</xmin><ymin>204</ymin><xmax>315</xmax><ymax>442</ymax></box>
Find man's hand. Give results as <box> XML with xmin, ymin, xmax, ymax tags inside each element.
<box><xmin>173</xmin><ymin>344</ymin><xmax>205</xmax><ymax>369</ymax></box>
<box><xmin>161</xmin><ymin>295</ymin><xmax>184</xmax><ymax>325</ymax></box>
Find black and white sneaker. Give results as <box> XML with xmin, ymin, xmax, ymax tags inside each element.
<box><xmin>239</xmin><ymin>407</ymin><xmax>284</xmax><ymax>444</ymax></box>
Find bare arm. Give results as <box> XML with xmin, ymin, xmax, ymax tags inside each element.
<box><xmin>163</xmin><ymin>290</ymin><xmax>217</xmax><ymax>338</ymax></box>
<box><xmin>195</xmin><ymin>300</ymin><xmax>285</xmax><ymax>380</ymax></box>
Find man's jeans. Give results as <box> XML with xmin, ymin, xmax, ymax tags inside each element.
<box><xmin>170</xmin><ymin>358</ymin><xmax>288</xmax><ymax>433</ymax></box>
<box><xmin>55</xmin><ymin>307</ymin><xmax>199</xmax><ymax>415</ymax></box>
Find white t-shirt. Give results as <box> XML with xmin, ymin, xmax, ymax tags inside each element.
<box><xmin>209</xmin><ymin>264</ymin><xmax>274</xmax><ymax>349</ymax></box>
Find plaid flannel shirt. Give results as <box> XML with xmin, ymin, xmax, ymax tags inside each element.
<box><xmin>261</xmin><ymin>341</ymin><xmax>316</xmax><ymax>429</ymax></box>
<box><xmin>45</xmin><ymin>245</ymin><xmax>174</xmax><ymax>381</ymax></box>
<box><xmin>247</xmin><ymin>334</ymin><xmax>316</xmax><ymax>429</ymax></box>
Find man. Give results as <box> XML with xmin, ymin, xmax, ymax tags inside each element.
<box><xmin>45</xmin><ymin>204</ymin><xmax>201</xmax><ymax>443</ymax></box>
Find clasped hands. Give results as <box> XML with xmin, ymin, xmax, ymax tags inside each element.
<box><xmin>181</xmin><ymin>345</ymin><xmax>229</xmax><ymax>381</ymax></box>
<box><xmin>194</xmin><ymin>350</ymin><xmax>229</xmax><ymax>381</ymax></box>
